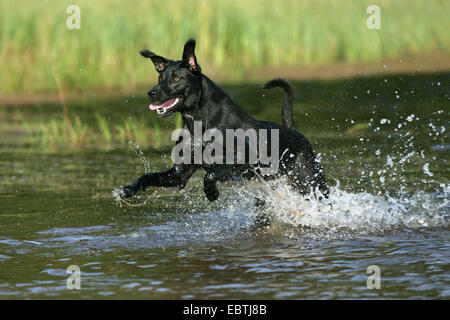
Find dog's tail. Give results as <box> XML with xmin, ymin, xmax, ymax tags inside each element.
<box><xmin>262</xmin><ymin>78</ymin><xmax>295</xmax><ymax>130</ymax></box>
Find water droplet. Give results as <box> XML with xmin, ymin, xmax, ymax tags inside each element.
<box><xmin>423</xmin><ymin>163</ymin><xmax>433</xmax><ymax>177</ymax></box>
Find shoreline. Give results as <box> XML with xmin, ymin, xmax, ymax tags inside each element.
<box><xmin>1</xmin><ymin>53</ymin><xmax>449</xmax><ymax>106</ymax></box>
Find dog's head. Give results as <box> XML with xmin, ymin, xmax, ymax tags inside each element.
<box><xmin>140</xmin><ymin>39</ymin><xmax>202</xmax><ymax>117</ymax></box>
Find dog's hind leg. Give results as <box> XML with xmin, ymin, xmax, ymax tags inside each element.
<box><xmin>254</xmin><ymin>197</ymin><xmax>266</xmax><ymax>208</ymax></box>
<box><xmin>253</xmin><ymin>197</ymin><xmax>273</xmax><ymax>228</ymax></box>
<box><xmin>288</xmin><ymin>151</ymin><xmax>329</xmax><ymax>199</ymax></box>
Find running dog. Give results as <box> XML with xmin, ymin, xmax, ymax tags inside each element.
<box><xmin>121</xmin><ymin>39</ymin><xmax>328</xmax><ymax>207</ymax></box>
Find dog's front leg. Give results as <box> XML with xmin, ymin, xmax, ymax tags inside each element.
<box><xmin>122</xmin><ymin>165</ymin><xmax>197</xmax><ymax>198</ymax></box>
<box><xmin>203</xmin><ymin>164</ymin><xmax>247</xmax><ymax>201</ymax></box>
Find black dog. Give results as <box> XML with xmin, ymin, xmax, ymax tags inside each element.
<box><xmin>121</xmin><ymin>39</ymin><xmax>328</xmax><ymax>206</ymax></box>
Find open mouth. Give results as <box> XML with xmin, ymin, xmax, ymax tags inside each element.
<box><xmin>149</xmin><ymin>97</ymin><xmax>181</xmax><ymax>116</ymax></box>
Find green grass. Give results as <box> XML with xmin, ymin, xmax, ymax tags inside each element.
<box><xmin>20</xmin><ymin>112</ymin><xmax>164</xmax><ymax>151</ymax></box>
<box><xmin>0</xmin><ymin>0</ymin><xmax>449</xmax><ymax>94</ymax></box>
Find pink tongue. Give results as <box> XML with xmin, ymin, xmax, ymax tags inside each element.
<box><xmin>149</xmin><ymin>98</ymin><xmax>176</xmax><ymax>110</ymax></box>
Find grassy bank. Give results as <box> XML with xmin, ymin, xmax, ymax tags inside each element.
<box><xmin>0</xmin><ymin>0</ymin><xmax>449</xmax><ymax>95</ymax></box>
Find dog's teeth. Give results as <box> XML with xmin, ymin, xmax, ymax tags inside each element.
<box><xmin>169</xmin><ymin>98</ymin><xmax>178</xmax><ymax>108</ymax></box>
<box><xmin>155</xmin><ymin>99</ymin><xmax>178</xmax><ymax>114</ymax></box>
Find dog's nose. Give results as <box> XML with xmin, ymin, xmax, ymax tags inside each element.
<box><xmin>148</xmin><ymin>90</ymin><xmax>158</xmax><ymax>99</ymax></box>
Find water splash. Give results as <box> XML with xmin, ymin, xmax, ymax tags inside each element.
<box><xmin>113</xmin><ymin>106</ymin><xmax>448</xmax><ymax>241</ymax></box>
<box><xmin>127</xmin><ymin>141</ymin><xmax>151</xmax><ymax>172</ymax></box>
<box><xmin>238</xmin><ymin>179</ymin><xmax>448</xmax><ymax>238</ymax></box>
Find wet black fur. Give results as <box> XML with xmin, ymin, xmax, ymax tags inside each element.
<box><xmin>122</xmin><ymin>39</ymin><xmax>328</xmax><ymax>203</ymax></box>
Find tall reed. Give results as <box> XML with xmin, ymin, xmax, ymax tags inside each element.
<box><xmin>0</xmin><ymin>0</ymin><xmax>448</xmax><ymax>94</ymax></box>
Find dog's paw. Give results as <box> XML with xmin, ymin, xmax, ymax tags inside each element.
<box><xmin>204</xmin><ymin>186</ymin><xmax>219</xmax><ymax>202</ymax></box>
<box><xmin>120</xmin><ymin>185</ymin><xmax>137</xmax><ymax>198</ymax></box>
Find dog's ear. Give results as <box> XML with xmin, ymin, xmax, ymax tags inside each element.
<box><xmin>139</xmin><ymin>49</ymin><xmax>170</xmax><ymax>73</ymax></box>
<box><xmin>182</xmin><ymin>38</ymin><xmax>201</xmax><ymax>73</ymax></box>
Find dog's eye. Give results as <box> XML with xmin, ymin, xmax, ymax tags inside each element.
<box><xmin>173</xmin><ymin>76</ymin><xmax>180</xmax><ymax>82</ymax></box>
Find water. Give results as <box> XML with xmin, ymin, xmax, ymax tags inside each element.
<box><xmin>0</xmin><ymin>73</ymin><xmax>449</xmax><ymax>299</ymax></box>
